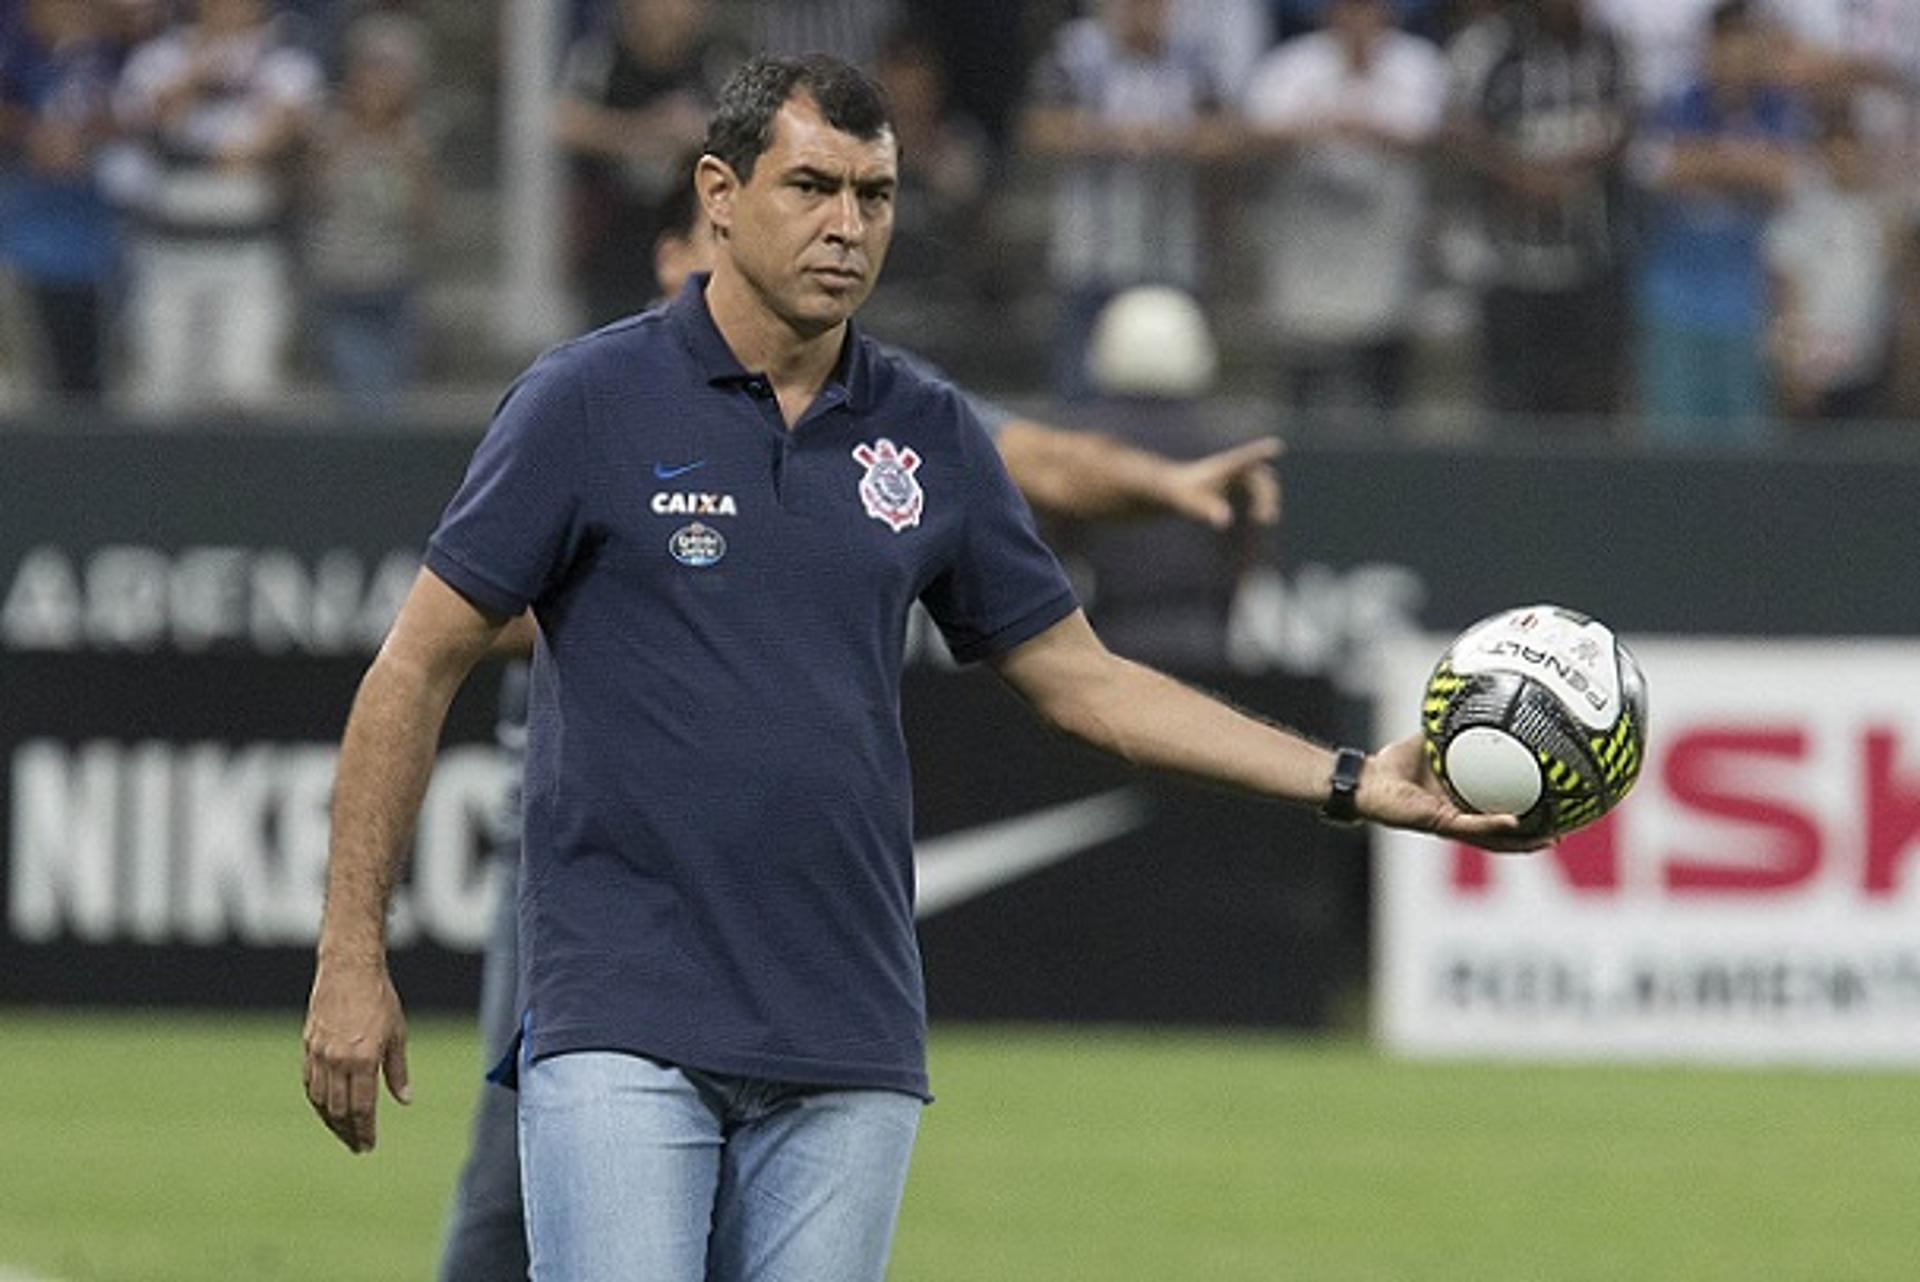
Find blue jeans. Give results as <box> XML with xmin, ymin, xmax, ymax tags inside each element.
<box><xmin>317</xmin><ymin>287</ymin><xmax>414</xmax><ymax>418</ymax></box>
<box><xmin>1638</xmin><ymin>320</ymin><xmax>1770</xmax><ymax>445</ymax></box>
<box><xmin>519</xmin><ymin>1051</ymin><xmax>923</xmax><ymax>1281</ymax></box>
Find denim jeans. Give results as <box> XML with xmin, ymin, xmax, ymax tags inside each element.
<box><xmin>1638</xmin><ymin>320</ymin><xmax>1770</xmax><ymax>445</ymax></box>
<box><xmin>317</xmin><ymin>286</ymin><xmax>414</xmax><ymax>418</ymax></box>
<box><xmin>519</xmin><ymin>1050</ymin><xmax>922</xmax><ymax>1281</ymax></box>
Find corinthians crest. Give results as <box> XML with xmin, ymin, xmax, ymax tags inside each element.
<box><xmin>852</xmin><ymin>438</ymin><xmax>924</xmax><ymax>533</ymax></box>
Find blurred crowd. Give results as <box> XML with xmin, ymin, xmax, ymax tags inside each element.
<box><xmin>0</xmin><ymin>0</ymin><xmax>433</xmax><ymax>415</ymax></box>
<box><xmin>4</xmin><ymin>0</ymin><xmax>1920</xmax><ymax>439</ymax></box>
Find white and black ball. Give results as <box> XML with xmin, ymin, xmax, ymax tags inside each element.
<box><xmin>1423</xmin><ymin>605</ymin><xmax>1648</xmax><ymax>839</ymax></box>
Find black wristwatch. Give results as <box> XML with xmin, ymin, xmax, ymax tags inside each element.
<box><xmin>1320</xmin><ymin>747</ymin><xmax>1367</xmax><ymax>826</ymax></box>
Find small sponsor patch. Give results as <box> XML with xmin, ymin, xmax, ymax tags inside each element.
<box><xmin>852</xmin><ymin>438</ymin><xmax>923</xmax><ymax>533</ymax></box>
<box><xmin>669</xmin><ymin>522</ymin><xmax>726</xmax><ymax>567</ymax></box>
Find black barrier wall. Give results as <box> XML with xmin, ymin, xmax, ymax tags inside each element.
<box><xmin>4</xmin><ymin>428</ymin><xmax>1915</xmax><ymax>1018</ymax></box>
<box><xmin>0</xmin><ymin>428</ymin><xmax>1350</xmax><ymax>1021</ymax></box>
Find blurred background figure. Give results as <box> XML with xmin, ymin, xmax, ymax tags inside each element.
<box><xmin>1243</xmin><ymin>0</ymin><xmax>1444</xmax><ymax>434</ymax></box>
<box><xmin>300</xmin><ymin>11</ymin><xmax>434</xmax><ymax>419</ymax></box>
<box><xmin>1765</xmin><ymin>102</ymin><xmax>1904</xmax><ymax>424</ymax></box>
<box><xmin>1070</xmin><ymin>284</ymin><xmax>1253</xmax><ymax>669</ymax></box>
<box><xmin>754</xmin><ymin>0</ymin><xmax>905</xmax><ymax>70</ymax></box>
<box><xmin>1445</xmin><ymin>0</ymin><xmax>1633</xmax><ymax>425</ymax></box>
<box><xmin>1171</xmin><ymin>0</ymin><xmax>1274</xmax><ymax>100</ymax></box>
<box><xmin>112</xmin><ymin>0</ymin><xmax>322</xmax><ymax>415</ymax></box>
<box><xmin>1589</xmin><ymin>0</ymin><xmax>1719</xmax><ymax>108</ymax></box>
<box><xmin>1272</xmin><ymin>0</ymin><xmax>1449</xmax><ymax>42</ymax></box>
<box><xmin>552</xmin><ymin>0</ymin><xmax>734</xmax><ymax>329</ymax></box>
<box><xmin>1019</xmin><ymin>0</ymin><xmax>1233</xmax><ymax>402</ymax></box>
<box><xmin>858</xmin><ymin>29</ymin><xmax>991</xmax><ymax>343</ymax></box>
<box><xmin>0</xmin><ymin>0</ymin><xmax>122</xmax><ymax>404</ymax></box>
<box><xmin>1629</xmin><ymin>0</ymin><xmax>1805</xmax><ymax>443</ymax></box>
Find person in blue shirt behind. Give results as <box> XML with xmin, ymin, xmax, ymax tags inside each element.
<box><xmin>302</xmin><ymin>53</ymin><xmax>1536</xmax><ymax>1282</ymax></box>
<box><xmin>1631</xmin><ymin>0</ymin><xmax>1807</xmax><ymax>443</ymax></box>
<box><xmin>0</xmin><ymin>0</ymin><xmax>121</xmax><ymax>401</ymax></box>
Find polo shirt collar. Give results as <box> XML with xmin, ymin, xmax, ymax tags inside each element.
<box><xmin>668</xmin><ymin>272</ymin><xmax>873</xmax><ymax>415</ymax></box>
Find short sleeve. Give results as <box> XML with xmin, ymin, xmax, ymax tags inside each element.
<box><xmin>918</xmin><ymin>404</ymin><xmax>1077</xmax><ymax>665</ymax></box>
<box><xmin>424</xmin><ymin>354</ymin><xmax>594</xmax><ymax>617</ymax></box>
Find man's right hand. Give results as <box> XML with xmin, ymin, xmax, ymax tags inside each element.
<box><xmin>303</xmin><ymin>957</ymin><xmax>411</xmax><ymax>1154</ymax></box>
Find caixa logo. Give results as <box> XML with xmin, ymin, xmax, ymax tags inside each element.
<box><xmin>1448</xmin><ymin>723</ymin><xmax>1920</xmax><ymax>899</ymax></box>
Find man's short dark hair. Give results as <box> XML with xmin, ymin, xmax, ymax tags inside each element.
<box><xmin>702</xmin><ymin>53</ymin><xmax>894</xmax><ymax>183</ymax></box>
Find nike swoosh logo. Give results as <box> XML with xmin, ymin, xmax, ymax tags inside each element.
<box><xmin>653</xmin><ymin>460</ymin><xmax>707</xmax><ymax>480</ymax></box>
<box><xmin>913</xmin><ymin>789</ymin><xmax>1152</xmax><ymax>919</ymax></box>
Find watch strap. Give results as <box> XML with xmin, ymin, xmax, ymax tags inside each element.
<box><xmin>1321</xmin><ymin>747</ymin><xmax>1366</xmax><ymax>826</ymax></box>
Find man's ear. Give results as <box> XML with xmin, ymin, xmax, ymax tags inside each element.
<box><xmin>696</xmin><ymin>154</ymin><xmax>738</xmax><ymax>239</ymax></box>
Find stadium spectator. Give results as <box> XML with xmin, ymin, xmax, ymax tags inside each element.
<box><xmin>112</xmin><ymin>0</ymin><xmax>322</xmax><ymax>414</ymax></box>
<box><xmin>0</xmin><ymin>0</ymin><xmax>122</xmax><ymax>402</ymax></box>
<box><xmin>1019</xmin><ymin>0</ymin><xmax>1235</xmax><ymax>401</ymax></box>
<box><xmin>1766</xmin><ymin>103</ymin><xmax>1904</xmax><ymax>422</ymax></box>
<box><xmin>300</xmin><ymin>12</ymin><xmax>433</xmax><ymax>418</ymax></box>
<box><xmin>101</xmin><ymin>0</ymin><xmax>170</xmax><ymax>59</ymax></box>
<box><xmin>306</xmin><ymin>54</ymin><xmax>1528</xmax><ymax>1281</ymax></box>
<box><xmin>754</xmin><ymin>0</ymin><xmax>906</xmax><ymax>70</ymax></box>
<box><xmin>1629</xmin><ymin>0</ymin><xmax>1805</xmax><ymax>442</ymax></box>
<box><xmin>1590</xmin><ymin>0</ymin><xmax>1719</xmax><ymax>106</ymax></box>
<box><xmin>1243</xmin><ymin>0</ymin><xmax>1445</xmax><ymax>430</ymax></box>
<box><xmin>1765</xmin><ymin>0</ymin><xmax>1920</xmax><ymax>210</ymax></box>
<box><xmin>860</xmin><ymin>31</ymin><xmax>990</xmax><ymax>331</ymax></box>
<box><xmin>553</xmin><ymin>0</ymin><xmax>735</xmax><ymax>328</ymax></box>
<box><xmin>1445</xmin><ymin>0</ymin><xmax>1633</xmax><ymax>421</ymax></box>
<box><xmin>1271</xmin><ymin>0</ymin><xmax>1448</xmax><ymax>43</ymax></box>
<box><xmin>1072</xmin><ymin>285</ymin><xmax>1255</xmax><ymax>668</ymax></box>
<box><xmin>1172</xmin><ymin>0</ymin><xmax>1274</xmax><ymax>100</ymax></box>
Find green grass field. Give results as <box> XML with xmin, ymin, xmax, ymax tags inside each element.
<box><xmin>1</xmin><ymin>1011</ymin><xmax>1915</xmax><ymax>1281</ymax></box>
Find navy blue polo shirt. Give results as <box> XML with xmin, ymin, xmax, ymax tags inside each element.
<box><xmin>424</xmin><ymin>274</ymin><xmax>1077</xmax><ymax>1098</ymax></box>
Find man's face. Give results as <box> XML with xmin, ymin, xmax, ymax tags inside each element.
<box><xmin>1327</xmin><ymin>0</ymin><xmax>1390</xmax><ymax>47</ymax></box>
<box><xmin>1110</xmin><ymin>0</ymin><xmax>1169</xmax><ymax>54</ymax></box>
<box><xmin>703</xmin><ymin>94</ymin><xmax>897</xmax><ymax>336</ymax></box>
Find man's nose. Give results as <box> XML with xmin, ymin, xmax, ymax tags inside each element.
<box><xmin>823</xmin><ymin>188</ymin><xmax>865</xmax><ymax>244</ymax></box>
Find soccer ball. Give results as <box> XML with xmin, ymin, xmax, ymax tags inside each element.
<box><xmin>1422</xmin><ymin>605</ymin><xmax>1648</xmax><ymax>838</ymax></box>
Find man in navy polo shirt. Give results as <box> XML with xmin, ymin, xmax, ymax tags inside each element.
<box><xmin>434</xmin><ymin>157</ymin><xmax>1289</xmax><ymax>1282</ymax></box>
<box><xmin>303</xmin><ymin>53</ymin><xmax>1532</xmax><ymax>1281</ymax></box>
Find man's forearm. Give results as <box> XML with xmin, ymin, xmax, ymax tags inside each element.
<box><xmin>1005</xmin><ymin>620</ymin><xmax>1335</xmax><ymax>805</ymax></box>
<box><xmin>318</xmin><ymin>656</ymin><xmax>462</xmax><ymax>964</ymax></box>
<box><xmin>995</xmin><ymin>420</ymin><xmax>1170</xmax><ymax>520</ymax></box>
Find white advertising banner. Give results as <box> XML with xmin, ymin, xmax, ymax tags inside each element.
<box><xmin>1375</xmin><ymin>637</ymin><xmax>1920</xmax><ymax>1065</ymax></box>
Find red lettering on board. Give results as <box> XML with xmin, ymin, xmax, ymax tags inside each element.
<box><xmin>1664</xmin><ymin>728</ymin><xmax>1820</xmax><ymax>893</ymax></box>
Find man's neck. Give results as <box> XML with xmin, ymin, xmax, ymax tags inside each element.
<box><xmin>703</xmin><ymin>269</ymin><xmax>846</xmax><ymax>424</ymax></box>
